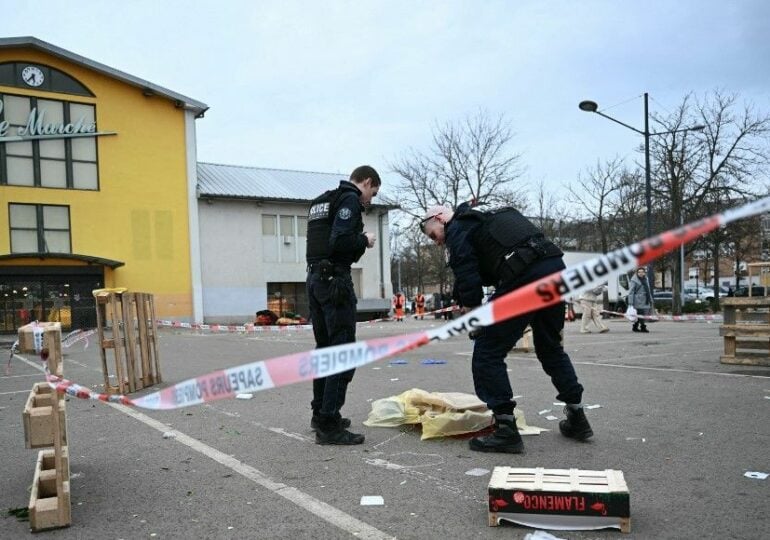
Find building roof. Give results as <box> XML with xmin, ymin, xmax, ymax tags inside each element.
<box><xmin>197</xmin><ymin>162</ymin><xmax>396</xmax><ymax>208</ymax></box>
<box><xmin>0</xmin><ymin>36</ymin><xmax>208</xmax><ymax>117</ymax></box>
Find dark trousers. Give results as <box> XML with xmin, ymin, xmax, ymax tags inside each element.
<box><xmin>471</xmin><ymin>258</ymin><xmax>584</xmax><ymax>414</ymax></box>
<box><xmin>306</xmin><ymin>271</ymin><xmax>357</xmax><ymax>418</ymax></box>
<box><xmin>632</xmin><ymin>307</ymin><xmax>650</xmax><ymax>330</ymax></box>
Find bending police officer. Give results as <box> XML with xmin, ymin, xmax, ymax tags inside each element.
<box><xmin>306</xmin><ymin>165</ymin><xmax>380</xmax><ymax>445</ymax></box>
<box><xmin>419</xmin><ymin>203</ymin><xmax>593</xmax><ymax>454</ymax></box>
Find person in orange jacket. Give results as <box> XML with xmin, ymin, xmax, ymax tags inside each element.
<box><xmin>393</xmin><ymin>292</ymin><xmax>405</xmax><ymax>321</ymax></box>
<box><xmin>415</xmin><ymin>292</ymin><xmax>426</xmax><ymax>320</ymax></box>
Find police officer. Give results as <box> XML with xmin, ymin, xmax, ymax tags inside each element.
<box><xmin>419</xmin><ymin>202</ymin><xmax>593</xmax><ymax>454</ymax></box>
<box><xmin>306</xmin><ymin>165</ymin><xmax>380</xmax><ymax>445</ymax></box>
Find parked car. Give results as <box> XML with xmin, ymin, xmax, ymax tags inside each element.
<box><xmin>652</xmin><ymin>291</ymin><xmax>695</xmax><ymax>304</ymax></box>
<box><xmin>683</xmin><ymin>286</ymin><xmax>716</xmax><ymax>301</ymax></box>
<box><xmin>734</xmin><ymin>286</ymin><xmax>768</xmax><ymax>297</ymax></box>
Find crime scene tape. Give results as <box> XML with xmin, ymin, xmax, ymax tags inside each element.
<box><xmin>62</xmin><ymin>328</ymin><xmax>98</xmax><ymax>348</ymax></box>
<box><xmin>157</xmin><ymin>320</ymin><xmax>314</xmax><ymax>332</ymax></box>
<box><xmin>42</xmin><ymin>195</ymin><xmax>770</xmax><ymax>410</ymax></box>
<box><xmin>576</xmin><ymin>301</ymin><xmax>724</xmax><ymax>322</ymax></box>
<box><xmin>412</xmin><ymin>305</ymin><xmax>460</xmax><ymax>318</ymax></box>
<box><xmin>599</xmin><ymin>309</ymin><xmax>723</xmax><ymax>322</ymax></box>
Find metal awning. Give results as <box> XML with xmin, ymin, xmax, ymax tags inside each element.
<box><xmin>0</xmin><ymin>253</ymin><xmax>125</xmax><ymax>269</ymax></box>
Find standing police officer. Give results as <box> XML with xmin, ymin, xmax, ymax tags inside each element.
<box><xmin>419</xmin><ymin>202</ymin><xmax>593</xmax><ymax>454</ymax></box>
<box><xmin>306</xmin><ymin>165</ymin><xmax>380</xmax><ymax>445</ymax></box>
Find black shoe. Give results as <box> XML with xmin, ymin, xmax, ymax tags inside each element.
<box><xmin>632</xmin><ymin>326</ymin><xmax>640</xmax><ymax>332</ymax></box>
<box><xmin>640</xmin><ymin>327</ymin><xmax>649</xmax><ymax>333</ymax></box>
<box><xmin>469</xmin><ymin>414</ymin><xmax>524</xmax><ymax>454</ymax></box>
<box><xmin>559</xmin><ymin>406</ymin><xmax>593</xmax><ymax>441</ymax></box>
<box><xmin>311</xmin><ymin>415</ymin><xmax>351</xmax><ymax>431</ymax></box>
<box><xmin>315</xmin><ymin>427</ymin><xmax>365</xmax><ymax>445</ymax></box>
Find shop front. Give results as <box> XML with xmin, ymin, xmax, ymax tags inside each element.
<box><xmin>0</xmin><ymin>37</ymin><xmax>207</xmax><ymax>333</ymax></box>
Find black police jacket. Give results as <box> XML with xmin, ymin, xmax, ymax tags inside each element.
<box><xmin>445</xmin><ymin>203</ymin><xmax>560</xmax><ymax>308</ymax></box>
<box><xmin>306</xmin><ymin>180</ymin><xmax>367</xmax><ymax>267</ymax></box>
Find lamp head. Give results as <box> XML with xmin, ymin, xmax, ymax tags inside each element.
<box><xmin>579</xmin><ymin>100</ymin><xmax>599</xmax><ymax>112</ymax></box>
<box><xmin>690</xmin><ymin>124</ymin><xmax>706</xmax><ymax>132</ymax></box>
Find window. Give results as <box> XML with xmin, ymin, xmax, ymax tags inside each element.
<box><xmin>9</xmin><ymin>203</ymin><xmax>71</xmax><ymax>253</ymax></box>
<box><xmin>262</xmin><ymin>214</ymin><xmax>277</xmax><ymax>235</ymax></box>
<box><xmin>0</xmin><ymin>93</ymin><xmax>99</xmax><ymax>190</ymax></box>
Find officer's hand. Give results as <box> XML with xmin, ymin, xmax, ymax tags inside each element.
<box><xmin>365</xmin><ymin>232</ymin><xmax>376</xmax><ymax>248</ymax></box>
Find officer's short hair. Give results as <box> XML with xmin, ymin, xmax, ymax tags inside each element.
<box><xmin>350</xmin><ymin>165</ymin><xmax>381</xmax><ymax>187</ymax></box>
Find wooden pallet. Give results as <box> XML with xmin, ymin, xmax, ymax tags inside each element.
<box><xmin>29</xmin><ymin>447</ymin><xmax>70</xmax><ymax>531</ymax></box>
<box><xmin>23</xmin><ymin>382</ymin><xmax>67</xmax><ymax>449</ymax></box>
<box><xmin>720</xmin><ymin>298</ymin><xmax>770</xmax><ymax>366</ymax></box>
<box><xmin>95</xmin><ymin>291</ymin><xmax>162</xmax><ymax>394</ymax></box>
<box><xmin>26</xmin><ymin>326</ymin><xmax>71</xmax><ymax>531</ymax></box>
<box><xmin>16</xmin><ymin>321</ymin><xmax>61</xmax><ymax>354</ymax></box>
<box><xmin>488</xmin><ymin>467</ymin><xmax>630</xmax><ymax>533</ymax></box>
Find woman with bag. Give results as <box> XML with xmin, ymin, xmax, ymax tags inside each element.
<box><xmin>628</xmin><ymin>267</ymin><xmax>653</xmax><ymax>333</ymax></box>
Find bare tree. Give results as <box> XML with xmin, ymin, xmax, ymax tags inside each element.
<box><xmin>567</xmin><ymin>157</ymin><xmax>627</xmax><ymax>252</ymax></box>
<box><xmin>649</xmin><ymin>90</ymin><xmax>770</xmax><ymax>312</ymax></box>
<box><xmin>386</xmin><ymin>110</ymin><xmax>528</xmax><ymax>295</ymax></box>
<box><xmin>386</xmin><ymin>110</ymin><xmax>528</xmax><ymax>218</ymax></box>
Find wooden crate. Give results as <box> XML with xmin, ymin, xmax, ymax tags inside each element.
<box><xmin>488</xmin><ymin>467</ymin><xmax>630</xmax><ymax>533</ymax></box>
<box><xmin>720</xmin><ymin>297</ymin><xmax>770</xmax><ymax>367</ymax></box>
<box><xmin>17</xmin><ymin>321</ymin><xmax>61</xmax><ymax>353</ymax></box>
<box><xmin>29</xmin><ymin>447</ymin><xmax>71</xmax><ymax>531</ymax></box>
<box><xmin>23</xmin><ymin>383</ymin><xmax>67</xmax><ymax>449</ymax></box>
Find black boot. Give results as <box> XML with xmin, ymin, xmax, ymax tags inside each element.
<box><xmin>559</xmin><ymin>405</ymin><xmax>593</xmax><ymax>441</ymax></box>
<box><xmin>469</xmin><ymin>414</ymin><xmax>524</xmax><ymax>454</ymax></box>
<box><xmin>640</xmin><ymin>325</ymin><xmax>649</xmax><ymax>333</ymax></box>
<box><xmin>632</xmin><ymin>322</ymin><xmax>640</xmax><ymax>332</ymax></box>
<box><xmin>311</xmin><ymin>414</ymin><xmax>351</xmax><ymax>431</ymax></box>
<box><xmin>315</xmin><ymin>416</ymin><xmax>364</xmax><ymax>445</ymax></box>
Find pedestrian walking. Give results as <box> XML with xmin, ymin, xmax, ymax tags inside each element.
<box><xmin>579</xmin><ymin>284</ymin><xmax>609</xmax><ymax>333</ymax></box>
<box><xmin>628</xmin><ymin>267</ymin><xmax>653</xmax><ymax>333</ymax></box>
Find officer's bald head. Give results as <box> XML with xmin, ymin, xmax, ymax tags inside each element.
<box><xmin>420</xmin><ymin>205</ymin><xmax>454</xmax><ymax>245</ymax></box>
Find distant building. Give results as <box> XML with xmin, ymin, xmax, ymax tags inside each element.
<box><xmin>197</xmin><ymin>163</ymin><xmax>395</xmax><ymax>323</ymax></box>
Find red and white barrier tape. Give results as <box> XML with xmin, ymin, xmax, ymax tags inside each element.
<box><xmin>157</xmin><ymin>320</ymin><xmax>314</xmax><ymax>332</ymax></box>
<box><xmin>600</xmin><ymin>309</ymin><xmax>723</xmax><ymax>322</ymax></box>
<box><xmin>412</xmin><ymin>305</ymin><xmax>460</xmax><ymax>318</ymax></box>
<box><xmin>43</xmin><ymin>195</ymin><xmax>770</xmax><ymax>410</ymax></box>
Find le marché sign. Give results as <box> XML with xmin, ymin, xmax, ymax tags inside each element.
<box><xmin>0</xmin><ymin>98</ymin><xmax>116</xmax><ymax>143</ymax></box>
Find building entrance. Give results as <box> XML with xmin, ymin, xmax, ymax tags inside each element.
<box><xmin>0</xmin><ymin>267</ymin><xmax>103</xmax><ymax>333</ymax></box>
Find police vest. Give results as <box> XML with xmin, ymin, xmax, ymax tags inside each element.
<box><xmin>456</xmin><ymin>207</ymin><xmax>562</xmax><ymax>285</ymax></box>
<box><xmin>306</xmin><ymin>188</ymin><xmax>342</xmax><ymax>263</ymax></box>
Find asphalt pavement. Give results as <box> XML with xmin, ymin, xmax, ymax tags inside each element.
<box><xmin>1</xmin><ymin>315</ymin><xmax>768</xmax><ymax>539</ymax></box>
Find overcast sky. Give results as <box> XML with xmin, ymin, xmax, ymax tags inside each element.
<box><xmin>4</xmin><ymin>0</ymin><xmax>769</xmax><ymax>201</ymax></box>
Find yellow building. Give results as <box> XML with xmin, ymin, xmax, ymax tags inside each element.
<box><xmin>0</xmin><ymin>37</ymin><xmax>207</xmax><ymax>332</ymax></box>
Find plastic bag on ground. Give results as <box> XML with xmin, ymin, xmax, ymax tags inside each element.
<box><xmin>363</xmin><ymin>388</ymin><xmax>548</xmax><ymax>439</ymax></box>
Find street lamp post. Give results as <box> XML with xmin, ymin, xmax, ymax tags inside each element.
<box><xmin>579</xmin><ymin>93</ymin><xmax>704</xmax><ymax>304</ymax></box>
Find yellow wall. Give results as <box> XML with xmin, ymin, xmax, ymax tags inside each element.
<box><xmin>0</xmin><ymin>47</ymin><xmax>194</xmax><ymax>318</ymax></box>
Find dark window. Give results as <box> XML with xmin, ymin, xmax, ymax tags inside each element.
<box><xmin>0</xmin><ymin>62</ymin><xmax>93</xmax><ymax>96</ymax></box>
<box><xmin>9</xmin><ymin>203</ymin><xmax>71</xmax><ymax>253</ymax></box>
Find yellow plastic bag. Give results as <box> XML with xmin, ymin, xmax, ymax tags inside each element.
<box><xmin>363</xmin><ymin>388</ymin><xmax>548</xmax><ymax>440</ymax></box>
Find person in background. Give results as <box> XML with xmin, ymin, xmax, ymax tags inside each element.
<box><xmin>393</xmin><ymin>292</ymin><xmax>406</xmax><ymax>321</ymax></box>
<box><xmin>579</xmin><ymin>284</ymin><xmax>609</xmax><ymax>334</ymax></box>
<box><xmin>415</xmin><ymin>292</ymin><xmax>426</xmax><ymax>319</ymax></box>
<box><xmin>628</xmin><ymin>267</ymin><xmax>653</xmax><ymax>333</ymax></box>
<box><xmin>419</xmin><ymin>203</ymin><xmax>593</xmax><ymax>454</ymax></box>
<box><xmin>305</xmin><ymin>165</ymin><xmax>380</xmax><ymax>445</ymax></box>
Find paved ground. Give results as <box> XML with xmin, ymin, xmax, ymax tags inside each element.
<box><xmin>1</xmin><ymin>316</ymin><xmax>768</xmax><ymax>539</ymax></box>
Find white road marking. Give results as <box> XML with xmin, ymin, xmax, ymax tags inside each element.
<box><xmin>0</xmin><ymin>389</ymin><xmax>32</xmax><ymax>395</ymax></box>
<box><xmin>7</xmin><ymin>361</ymin><xmax>392</xmax><ymax>539</ymax></box>
<box><xmin>111</xmin><ymin>403</ymin><xmax>395</xmax><ymax>540</ymax></box>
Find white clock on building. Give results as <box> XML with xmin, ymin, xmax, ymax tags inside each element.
<box><xmin>21</xmin><ymin>65</ymin><xmax>44</xmax><ymax>87</ymax></box>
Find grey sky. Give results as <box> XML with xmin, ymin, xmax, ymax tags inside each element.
<box><xmin>3</xmin><ymin>0</ymin><xmax>769</xmax><ymax>202</ymax></box>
